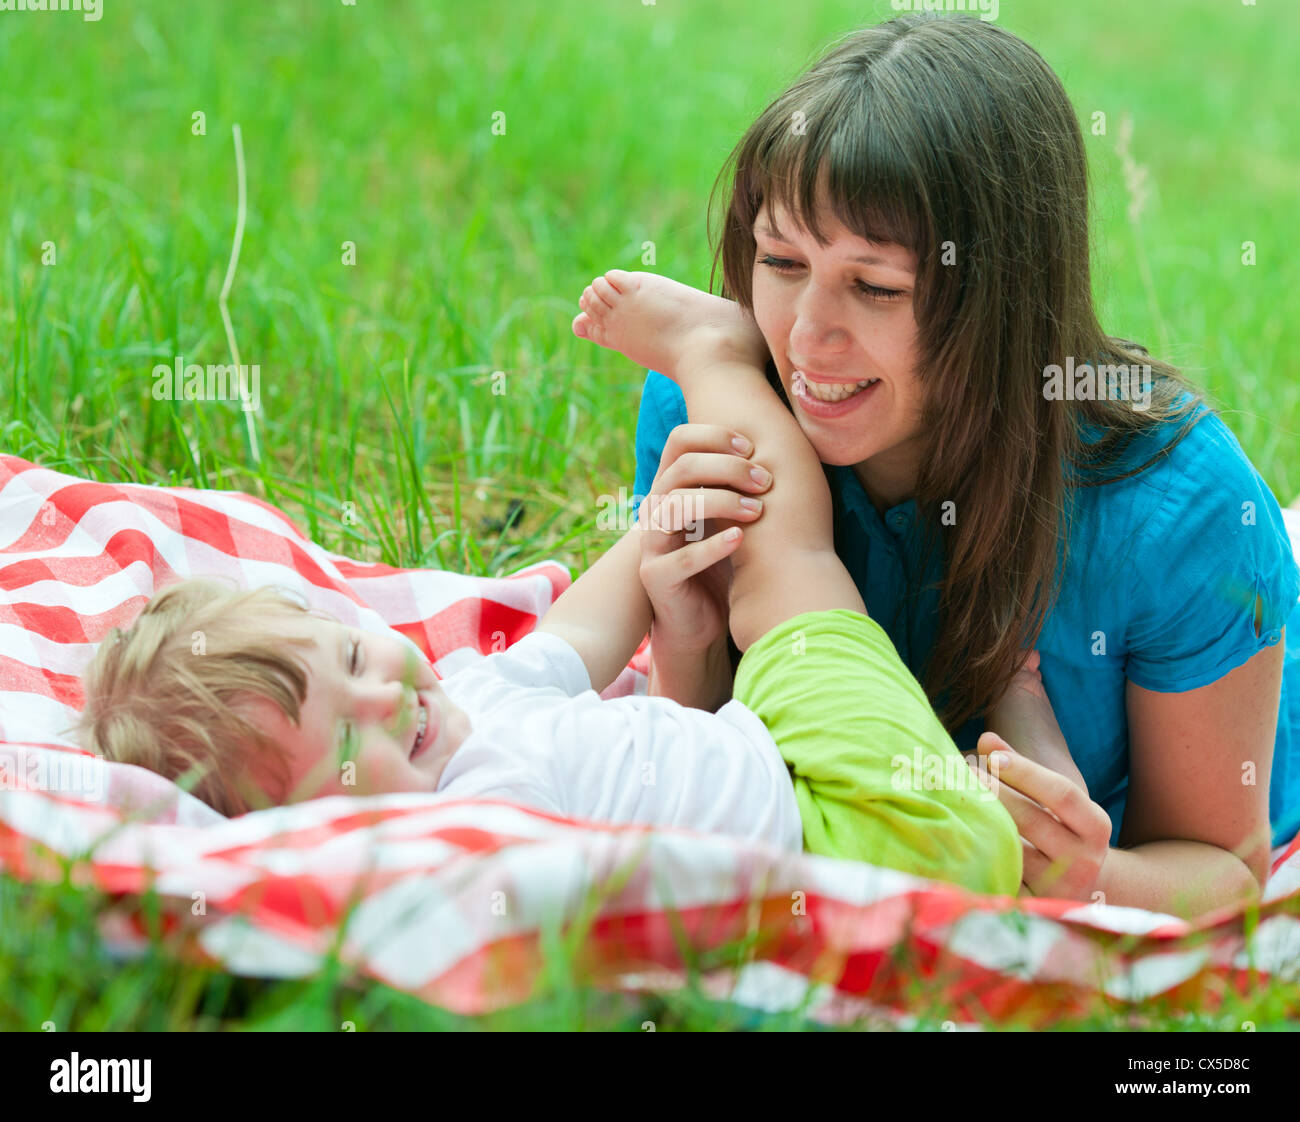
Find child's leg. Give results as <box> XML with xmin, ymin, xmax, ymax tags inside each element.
<box><xmin>733</xmin><ymin>607</ymin><xmax>1023</xmax><ymax>894</ymax></box>
<box><xmin>574</xmin><ymin>269</ymin><xmax>864</xmax><ymax>651</ymax></box>
<box><xmin>575</xmin><ymin>271</ymin><xmax>1021</xmax><ymax>892</ymax></box>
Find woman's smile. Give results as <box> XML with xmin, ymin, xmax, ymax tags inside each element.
<box><xmin>790</xmin><ymin>368</ymin><xmax>882</xmax><ymax>417</ymax></box>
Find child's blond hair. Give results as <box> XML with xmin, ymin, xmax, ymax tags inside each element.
<box><xmin>76</xmin><ymin>577</ymin><xmax>322</xmax><ymax>816</ymax></box>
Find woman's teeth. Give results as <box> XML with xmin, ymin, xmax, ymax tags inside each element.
<box><xmin>795</xmin><ymin>371</ymin><xmax>877</xmax><ymax>402</ymax></box>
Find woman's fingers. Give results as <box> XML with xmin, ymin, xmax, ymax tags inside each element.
<box><xmin>654</xmin><ymin>450</ymin><xmax>772</xmax><ymax>498</ymax></box>
<box><xmin>652</xmin><ymin>424</ymin><xmax>772</xmax><ymax>498</ymax></box>
<box><xmin>1019</xmin><ymin>840</ymin><xmax>1069</xmax><ymax>895</ymax></box>
<box><xmin>971</xmin><ymin>739</ymin><xmax>1111</xmax><ymax>898</ymax></box>
<box><xmin>969</xmin><ymin>751</ymin><xmax>1078</xmax><ymax>856</ymax></box>
<box><xmin>659</xmin><ymin>423</ymin><xmax>755</xmax><ymax>473</ymax></box>
<box><xmin>637</xmin><ymin>486</ymin><xmax>760</xmax><ymax>557</ymax></box>
<box><xmin>977</xmin><ymin>742</ymin><xmax>1109</xmax><ymax>844</ymax></box>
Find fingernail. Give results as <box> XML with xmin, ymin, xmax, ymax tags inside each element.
<box><xmin>988</xmin><ymin>751</ymin><xmax>1010</xmax><ymax>769</ymax></box>
<box><xmin>749</xmin><ymin>467</ymin><xmax>770</xmax><ymax>487</ymax></box>
<box><xmin>739</xmin><ymin>497</ymin><xmax>762</xmax><ymax>511</ymax></box>
<box><xmin>731</xmin><ymin>435</ymin><xmax>753</xmax><ymax>455</ymax></box>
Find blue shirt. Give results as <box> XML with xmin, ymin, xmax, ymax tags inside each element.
<box><xmin>632</xmin><ymin>369</ymin><xmax>1300</xmax><ymax>849</ymax></box>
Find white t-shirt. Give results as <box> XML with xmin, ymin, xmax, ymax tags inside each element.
<box><xmin>436</xmin><ymin>632</ymin><xmax>803</xmax><ymax>852</ymax></box>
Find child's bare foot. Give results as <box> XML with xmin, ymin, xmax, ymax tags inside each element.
<box><xmin>572</xmin><ymin>270</ymin><xmax>768</xmax><ymax>384</ymax></box>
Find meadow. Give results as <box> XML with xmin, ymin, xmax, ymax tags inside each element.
<box><xmin>2</xmin><ymin>0</ymin><xmax>1297</xmax><ymax>1029</ymax></box>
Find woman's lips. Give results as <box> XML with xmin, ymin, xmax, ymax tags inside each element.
<box><xmin>790</xmin><ymin>369</ymin><xmax>880</xmax><ymax>418</ymax></box>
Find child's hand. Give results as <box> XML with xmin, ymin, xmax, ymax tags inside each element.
<box><xmin>637</xmin><ymin>423</ymin><xmax>771</xmax><ymax>652</ymax></box>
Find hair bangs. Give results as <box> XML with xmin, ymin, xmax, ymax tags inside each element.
<box><xmin>763</xmin><ymin>61</ymin><xmax>928</xmax><ymax>246</ymax></box>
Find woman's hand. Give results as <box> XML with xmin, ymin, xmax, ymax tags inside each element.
<box><xmin>637</xmin><ymin>423</ymin><xmax>772</xmax><ymax>653</ymax></box>
<box><xmin>981</xmin><ymin>649</ymin><xmax>1089</xmax><ymax>794</ymax></box>
<box><xmin>971</xmin><ymin>733</ymin><xmax>1113</xmax><ymax>901</ymax></box>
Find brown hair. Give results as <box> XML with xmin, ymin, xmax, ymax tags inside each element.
<box><xmin>76</xmin><ymin>578</ymin><xmax>318</xmax><ymax>816</ymax></box>
<box><xmin>708</xmin><ymin>13</ymin><xmax>1205</xmax><ymax>732</ymax></box>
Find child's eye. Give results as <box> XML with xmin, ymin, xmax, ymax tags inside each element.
<box><xmin>755</xmin><ymin>254</ymin><xmax>905</xmax><ymax>301</ymax></box>
<box><xmin>349</xmin><ymin>637</ymin><xmax>361</xmax><ymax>675</ymax></box>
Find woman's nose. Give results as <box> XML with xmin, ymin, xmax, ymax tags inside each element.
<box><xmin>790</xmin><ymin>317</ymin><xmax>849</xmax><ymax>356</ymax></box>
<box><xmin>789</xmin><ymin>292</ymin><xmax>849</xmax><ymax>351</ymax></box>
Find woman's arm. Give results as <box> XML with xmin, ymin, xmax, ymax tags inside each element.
<box><xmin>1106</xmin><ymin>636</ymin><xmax>1283</xmax><ymax>910</ymax></box>
<box><xmin>979</xmin><ymin>636</ymin><xmax>1283</xmax><ymax>916</ymax></box>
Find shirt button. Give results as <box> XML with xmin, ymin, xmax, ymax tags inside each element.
<box><xmin>888</xmin><ymin>511</ymin><xmax>909</xmax><ymax>532</ymax></box>
<box><xmin>1265</xmin><ymin>628</ymin><xmax>1282</xmax><ymax>644</ymax></box>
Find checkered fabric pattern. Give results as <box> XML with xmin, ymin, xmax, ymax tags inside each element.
<box><xmin>1</xmin><ymin>454</ymin><xmax>1297</xmax><ymax>1026</ymax></box>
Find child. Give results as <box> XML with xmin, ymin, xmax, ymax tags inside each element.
<box><xmin>77</xmin><ymin>271</ymin><xmax>1031</xmax><ymax>896</ymax></box>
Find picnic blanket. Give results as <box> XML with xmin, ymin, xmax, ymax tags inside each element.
<box><xmin>1</xmin><ymin>453</ymin><xmax>1298</xmax><ymax>1027</ymax></box>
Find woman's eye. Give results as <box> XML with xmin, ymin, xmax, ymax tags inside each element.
<box><xmin>755</xmin><ymin>254</ymin><xmax>905</xmax><ymax>301</ymax></box>
<box><xmin>858</xmin><ymin>282</ymin><xmax>905</xmax><ymax>301</ymax></box>
<box><xmin>349</xmin><ymin>637</ymin><xmax>361</xmax><ymax>675</ymax></box>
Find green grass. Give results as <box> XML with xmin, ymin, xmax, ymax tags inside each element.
<box><xmin>1</xmin><ymin>0</ymin><xmax>1298</xmax><ymax>1029</ymax></box>
<box><xmin>3</xmin><ymin>852</ymin><xmax>1296</xmax><ymax>1032</ymax></box>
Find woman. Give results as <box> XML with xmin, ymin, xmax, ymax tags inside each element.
<box><xmin>630</xmin><ymin>13</ymin><xmax>1300</xmax><ymax>918</ymax></box>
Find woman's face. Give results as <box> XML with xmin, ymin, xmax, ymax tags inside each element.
<box><xmin>749</xmin><ymin>198</ymin><xmax>927</xmax><ymax>509</ymax></box>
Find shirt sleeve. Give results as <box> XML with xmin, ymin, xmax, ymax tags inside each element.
<box><xmin>1125</xmin><ymin>415</ymin><xmax>1300</xmax><ymax>692</ymax></box>
<box><xmin>440</xmin><ymin>631</ymin><xmax>592</xmax><ymax>716</ymax></box>
<box><xmin>632</xmin><ymin>369</ymin><xmax>689</xmax><ymax>521</ymax></box>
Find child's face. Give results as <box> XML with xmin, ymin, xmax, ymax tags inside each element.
<box><xmin>244</xmin><ymin>613</ymin><xmax>472</xmax><ymax>803</ymax></box>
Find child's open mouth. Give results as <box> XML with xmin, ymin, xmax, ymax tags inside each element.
<box><xmin>411</xmin><ymin>692</ymin><xmax>435</xmax><ymax>760</ymax></box>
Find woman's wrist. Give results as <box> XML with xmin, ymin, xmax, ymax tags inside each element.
<box><xmin>1089</xmin><ymin>840</ymin><xmax>1260</xmax><ymax>917</ymax></box>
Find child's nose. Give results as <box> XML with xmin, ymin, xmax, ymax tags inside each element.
<box><xmin>353</xmin><ymin>679</ymin><xmax>411</xmax><ymax>731</ymax></box>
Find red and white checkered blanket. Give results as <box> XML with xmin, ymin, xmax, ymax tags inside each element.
<box><xmin>2</xmin><ymin>453</ymin><xmax>1297</xmax><ymax>1026</ymax></box>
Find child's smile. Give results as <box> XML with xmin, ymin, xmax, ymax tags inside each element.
<box><xmin>243</xmin><ymin>613</ymin><xmax>472</xmax><ymax>802</ymax></box>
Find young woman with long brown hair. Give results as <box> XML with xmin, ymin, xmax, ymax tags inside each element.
<box><xmin>627</xmin><ymin>13</ymin><xmax>1299</xmax><ymax>918</ymax></box>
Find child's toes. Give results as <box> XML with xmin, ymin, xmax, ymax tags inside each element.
<box><xmin>593</xmin><ymin>275</ymin><xmax>620</xmax><ymax>306</ymax></box>
<box><xmin>604</xmin><ymin>268</ymin><xmax>634</xmax><ymax>294</ymax></box>
<box><xmin>573</xmin><ymin>310</ymin><xmax>606</xmax><ymax>345</ymax></box>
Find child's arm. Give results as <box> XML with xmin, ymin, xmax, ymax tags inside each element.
<box><xmin>647</xmin><ymin>630</ymin><xmax>734</xmax><ymax>712</ymax></box>
<box><xmin>672</xmin><ymin>359</ymin><xmax>865</xmax><ymax>652</ymax></box>
<box><xmin>535</xmin><ymin>527</ymin><xmax>651</xmax><ymax>694</ymax></box>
